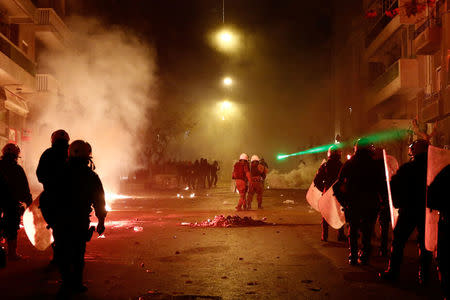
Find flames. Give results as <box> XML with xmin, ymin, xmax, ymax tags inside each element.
<box><xmin>104</xmin><ymin>191</ymin><xmax>133</xmax><ymax>211</ymax></box>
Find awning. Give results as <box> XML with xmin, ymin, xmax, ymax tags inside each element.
<box><xmin>0</xmin><ymin>87</ymin><xmax>29</xmax><ymax>116</ymax></box>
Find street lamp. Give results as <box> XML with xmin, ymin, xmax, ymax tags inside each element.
<box><xmin>218</xmin><ymin>100</ymin><xmax>233</xmax><ymax>120</ymax></box>
<box><xmin>211</xmin><ymin>28</ymin><xmax>239</xmax><ymax>53</ymax></box>
<box><xmin>223</xmin><ymin>77</ymin><xmax>233</xmax><ymax>86</ymax></box>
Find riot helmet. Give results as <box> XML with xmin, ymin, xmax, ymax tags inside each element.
<box><xmin>51</xmin><ymin>129</ymin><xmax>70</xmax><ymax>145</ymax></box>
<box><xmin>239</xmin><ymin>153</ymin><xmax>249</xmax><ymax>161</ymax></box>
<box><xmin>408</xmin><ymin>139</ymin><xmax>429</xmax><ymax>157</ymax></box>
<box><xmin>2</xmin><ymin>143</ymin><xmax>20</xmax><ymax>160</ymax></box>
<box><xmin>68</xmin><ymin>140</ymin><xmax>90</xmax><ymax>159</ymax></box>
<box><xmin>327</xmin><ymin>145</ymin><xmax>342</xmax><ymax>159</ymax></box>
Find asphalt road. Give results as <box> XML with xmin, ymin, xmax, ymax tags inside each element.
<box><xmin>0</xmin><ymin>183</ymin><xmax>444</xmax><ymax>299</ymax></box>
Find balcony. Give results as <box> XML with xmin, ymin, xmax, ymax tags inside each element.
<box><xmin>420</xmin><ymin>92</ymin><xmax>441</xmax><ymax>122</ymax></box>
<box><xmin>369</xmin><ymin>118</ymin><xmax>411</xmax><ymax>131</ymax></box>
<box><xmin>0</xmin><ymin>0</ymin><xmax>35</xmax><ymax>21</ymax></box>
<box><xmin>0</xmin><ymin>32</ymin><xmax>36</xmax><ymax>91</ymax></box>
<box><xmin>414</xmin><ymin>18</ymin><xmax>441</xmax><ymax>55</ymax></box>
<box><xmin>365</xmin><ymin>0</ymin><xmax>417</xmax><ymax>61</ymax></box>
<box><xmin>34</xmin><ymin>8</ymin><xmax>71</xmax><ymax>50</ymax></box>
<box><xmin>35</xmin><ymin>73</ymin><xmax>59</xmax><ymax>93</ymax></box>
<box><xmin>366</xmin><ymin>59</ymin><xmax>419</xmax><ymax>110</ymax></box>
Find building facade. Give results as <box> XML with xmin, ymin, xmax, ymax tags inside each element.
<box><xmin>0</xmin><ymin>0</ymin><xmax>70</xmax><ymax>164</ymax></box>
<box><xmin>333</xmin><ymin>0</ymin><xmax>450</xmax><ymax>162</ymax></box>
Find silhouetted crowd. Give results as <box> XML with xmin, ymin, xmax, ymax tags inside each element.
<box><xmin>151</xmin><ymin>158</ymin><xmax>220</xmax><ymax>189</ymax></box>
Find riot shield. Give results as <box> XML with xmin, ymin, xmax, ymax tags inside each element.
<box><xmin>306</xmin><ymin>159</ymin><xmax>326</xmax><ymax>212</ymax></box>
<box><xmin>382</xmin><ymin>150</ymin><xmax>399</xmax><ymax>229</ymax></box>
<box><xmin>318</xmin><ymin>182</ymin><xmax>345</xmax><ymax>229</ymax></box>
<box><xmin>425</xmin><ymin>146</ymin><xmax>450</xmax><ymax>252</ymax></box>
<box><xmin>23</xmin><ymin>194</ymin><xmax>53</xmax><ymax>251</ymax></box>
<box><xmin>306</xmin><ymin>181</ymin><xmax>321</xmax><ymax>212</ymax></box>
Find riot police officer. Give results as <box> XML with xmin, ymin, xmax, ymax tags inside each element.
<box><xmin>232</xmin><ymin>153</ymin><xmax>251</xmax><ymax>211</ymax></box>
<box><xmin>247</xmin><ymin>155</ymin><xmax>267</xmax><ymax>209</ymax></box>
<box><xmin>37</xmin><ymin>129</ymin><xmax>70</xmax><ymax>264</ymax></box>
<box><xmin>0</xmin><ymin>143</ymin><xmax>32</xmax><ymax>260</ymax></box>
<box><xmin>52</xmin><ymin>140</ymin><xmax>107</xmax><ymax>294</ymax></box>
<box><xmin>379</xmin><ymin>139</ymin><xmax>432</xmax><ymax>284</ymax></box>
<box><xmin>334</xmin><ymin>138</ymin><xmax>385</xmax><ymax>265</ymax></box>
<box><xmin>314</xmin><ymin>145</ymin><xmax>346</xmax><ymax>242</ymax></box>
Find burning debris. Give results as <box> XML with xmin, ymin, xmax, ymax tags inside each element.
<box><xmin>181</xmin><ymin>215</ymin><xmax>271</xmax><ymax>227</ymax></box>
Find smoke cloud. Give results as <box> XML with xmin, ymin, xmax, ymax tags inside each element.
<box><xmin>25</xmin><ymin>17</ymin><xmax>156</xmax><ymax>192</ymax></box>
<box><xmin>266</xmin><ymin>157</ymin><xmax>324</xmax><ymax>189</ymax></box>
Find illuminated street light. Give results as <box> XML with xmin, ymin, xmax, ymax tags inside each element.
<box><xmin>223</xmin><ymin>77</ymin><xmax>233</xmax><ymax>86</ymax></box>
<box><xmin>211</xmin><ymin>28</ymin><xmax>239</xmax><ymax>53</ymax></box>
<box><xmin>217</xmin><ymin>100</ymin><xmax>234</xmax><ymax>121</ymax></box>
<box><xmin>221</xmin><ymin>100</ymin><xmax>232</xmax><ymax>110</ymax></box>
<box><xmin>220</xmin><ymin>31</ymin><xmax>232</xmax><ymax>43</ymax></box>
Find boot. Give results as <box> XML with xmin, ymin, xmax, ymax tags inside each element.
<box><xmin>358</xmin><ymin>250</ymin><xmax>369</xmax><ymax>265</ymax></box>
<box><xmin>378</xmin><ymin>259</ymin><xmax>400</xmax><ymax>282</ymax></box>
<box><xmin>337</xmin><ymin>227</ymin><xmax>346</xmax><ymax>242</ymax></box>
<box><xmin>321</xmin><ymin>218</ymin><xmax>329</xmax><ymax>242</ymax></box>
<box><xmin>0</xmin><ymin>245</ymin><xmax>6</xmax><ymax>268</ymax></box>
<box><xmin>378</xmin><ymin>269</ymin><xmax>399</xmax><ymax>282</ymax></box>
<box><xmin>348</xmin><ymin>254</ymin><xmax>358</xmax><ymax>265</ymax></box>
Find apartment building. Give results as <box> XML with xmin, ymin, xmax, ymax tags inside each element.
<box><xmin>0</xmin><ymin>0</ymin><xmax>70</xmax><ymax>157</ymax></box>
<box><xmin>333</xmin><ymin>0</ymin><xmax>450</xmax><ymax>161</ymax></box>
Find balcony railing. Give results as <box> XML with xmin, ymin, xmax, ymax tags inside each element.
<box><xmin>414</xmin><ymin>16</ymin><xmax>441</xmax><ymax>55</ymax></box>
<box><xmin>421</xmin><ymin>91</ymin><xmax>441</xmax><ymax>122</ymax></box>
<box><xmin>36</xmin><ymin>73</ymin><xmax>59</xmax><ymax>92</ymax></box>
<box><xmin>370</xmin><ymin>60</ymin><xmax>399</xmax><ymax>93</ymax></box>
<box><xmin>35</xmin><ymin>8</ymin><xmax>70</xmax><ymax>44</ymax></box>
<box><xmin>423</xmin><ymin>91</ymin><xmax>440</xmax><ymax>106</ymax></box>
<box><xmin>0</xmin><ymin>32</ymin><xmax>35</xmax><ymax>76</ymax></box>
<box><xmin>366</xmin><ymin>58</ymin><xmax>419</xmax><ymax>110</ymax></box>
<box><xmin>415</xmin><ymin>16</ymin><xmax>441</xmax><ymax>38</ymax></box>
<box><xmin>365</xmin><ymin>0</ymin><xmax>398</xmax><ymax>48</ymax></box>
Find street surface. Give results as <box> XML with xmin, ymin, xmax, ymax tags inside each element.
<box><xmin>0</xmin><ymin>183</ymin><xmax>443</xmax><ymax>299</ymax></box>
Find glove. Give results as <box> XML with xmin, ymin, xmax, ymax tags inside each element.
<box><xmin>97</xmin><ymin>219</ymin><xmax>105</xmax><ymax>235</ymax></box>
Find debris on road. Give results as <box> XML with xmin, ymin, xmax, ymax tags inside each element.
<box><xmin>180</xmin><ymin>215</ymin><xmax>271</xmax><ymax>227</ymax></box>
<box><xmin>282</xmin><ymin>199</ymin><xmax>295</xmax><ymax>204</ymax></box>
<box><xmin>133</xmin><ymin>226</ymin><xmax>144</xmax><ymax>232</ymax></box>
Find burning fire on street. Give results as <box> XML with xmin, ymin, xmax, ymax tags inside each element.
<box><xmin>104</xmin><ymin>191</ymin><xmax>134</xmax><ymax>211</ymax></box>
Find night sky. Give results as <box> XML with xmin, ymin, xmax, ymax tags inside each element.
<box><xmin>68</xmin><ymin>0</ymin><xmax>333</xmax><ymax>168</ymax></box>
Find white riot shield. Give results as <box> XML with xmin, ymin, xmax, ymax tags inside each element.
<box><xmin>306</xmin><ymin>181</ymin><xmax>321</xmax><ymax>212</ymax></box>
<box><xmin>318</xmin><ymin>182</ymin><xmax>345</xmax><ymax>229</ymax></box>
<box><xmin>23</xmin><ymin>194</ymin><xmax>54</xmax><ymax>251</ymax></box>
<box><xmin>425</xmin><ymin>146</ymin><xmax>450</xmax><ymax>252</ymax></box>
<box><xmin>306</xmin><ymin>159</ymin><xmax>326</xmax><ymax>212</ymax></box>
<box><xmin>382</xmin><ymin>150</ymin><xmax>399</xmax><ymax>229</ymax></box>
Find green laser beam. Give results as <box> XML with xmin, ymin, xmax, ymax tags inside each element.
<box><xmin>277</xmin><ymin>129</ymin><xmax>410</xmax><ymax>160</ymax></box>
<box><xmin>277</xmin><ymin>143</ymin><xmax>338</xmax><ymax>160</ymax></box>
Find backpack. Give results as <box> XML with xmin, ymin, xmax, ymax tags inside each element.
<box><xmin>232</xmin><ymin>162</ymin><xmax>246</xmax><ymax>180</ymax></box>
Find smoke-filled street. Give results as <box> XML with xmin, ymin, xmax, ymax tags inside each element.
<box><xmin>1</xmin><ymin>184</ymin><xmax>442</xmax><ymax>299</ymax></box>
<box><xmin>1</xmin><ymin>0</ymin><xmax>450</xmax><ymax>299</ymax></box>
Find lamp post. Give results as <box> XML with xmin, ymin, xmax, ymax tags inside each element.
<box><xmin>223</xmin><ymin>77</ymin><xmax>233</xmax><ymax>86</ymax></box>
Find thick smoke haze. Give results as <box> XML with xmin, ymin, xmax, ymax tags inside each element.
<box><xmin>26</xmin><ymin>18</ymin><xmax>156</xmax><ymax>192</ymax></box>
<box><xmin>266</xmin><ymin>157</ymin><xmax>324</xmax><ymax>189</ymax></box>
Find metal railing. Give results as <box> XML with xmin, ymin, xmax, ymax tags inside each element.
<box><xmin>0</xmin><ymin>33</ymin><xmax>35</xmax><ymax>76</ymax></box>
<box><xmin>422</xmin><ymin>91</ymin><xmax>440</xmax><ymax>106</ymax></box>
<box><xmin>370</xmin><ymin>60</ymin><xmax>399</xmax><ymax>92</ymax></box>
<box><xmin>414</xmin><ymin>16</ymin><xmax>442</xmax><ymax>39</ymax></box>
<box><xmin>365</xmin><ymin>0</ymin><xmax>399</xmax><ymax>48</ymax></box>
<box><xmin>35</xmin><ymin>8</ymin><xmax>70</xmax><ymax>40</ymax></box>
